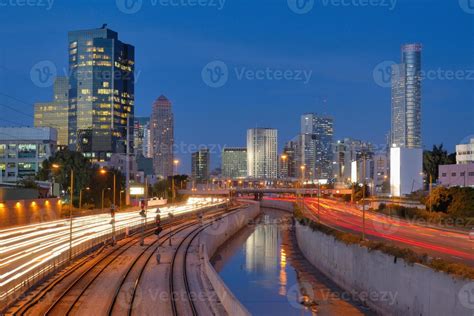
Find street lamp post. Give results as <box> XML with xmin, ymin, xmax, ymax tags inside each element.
<box><xmin>172</xmin><ymin>159</ymin><xmax>179</xmax><ymax>203</ymax></box>
<box><xmin>120</xmin><ymin>190</ymin><xmax>125</xmax><ymax>209</ymax></box>
<box><xmin>281</xmin><ymin>154</ymin><xmax>287</xmax><ymax>179</ymax></box>
<box><xmin>100</xmin><ymin>168</ymin><xmax>116</xmax><ymax>206</ymax></box>
<box><xmin>101</xmin><ymin>188</ymin><xmax>111</xmax><ymax>211</ymax></box>
<box><xmin>300</xmin><ymin>165</ymin><xmax>305</xmax><ymax>210</ymax></box>
<box><xmin>362</xmin><ymin>156</ymin><xmax>367</xmax><ymax>240</ymax></box>
<box><xmin>52</xmin><ymin>164</ymin><xmax>74</xmax><ymax>262</ymax></box>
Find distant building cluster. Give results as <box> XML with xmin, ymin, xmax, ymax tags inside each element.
<box><xmin>1</xmin><ymin>34</ymin><xmax>472</xmax><ymax>197</ymax></box>
<box><xmin>0</xmin><ymin>26</ymin><xmax>176</xmax><ymax>189</ymax></box>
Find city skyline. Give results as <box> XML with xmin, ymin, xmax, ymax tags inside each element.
<box><xmin>1</xmin><ymin>3</ymin><xmax>474</xmax><ymax>315</ymax></box>
<box><xmin>0</xmin><ymin>1</ymin><xmax>472</xmax><ymax>172</ymax></box>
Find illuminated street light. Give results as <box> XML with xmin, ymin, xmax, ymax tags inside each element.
<box><xmin>172</xmin><ymin>159</ymin><xmax>180</xmax><ymax>203</ymax></box>
<box><xmin>51</xmin><ymin>163</ymin><xmax>75</xmax><ymax>262</ymax></box>
<box><xmin>101</xmin><ymin>187</ymin><xmax>112</xmax><ymax>211</ymax></box>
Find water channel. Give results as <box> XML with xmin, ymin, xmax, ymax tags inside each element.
<box><xmin>211</xmin><ymin>208</ymin><xmax>374</xmax><ymax>316</ymax></box>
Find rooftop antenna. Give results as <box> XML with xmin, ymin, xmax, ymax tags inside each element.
<box><xmin>101</xmin><ymin>23</ymin><xmax>108</xmax><ymax>29</ymax></box>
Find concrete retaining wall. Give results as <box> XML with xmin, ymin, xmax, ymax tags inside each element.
<box><xmin>199</xmin><ymin>201</ymin><xmax>261</xmax><ymax>316</ymax></box>
<box><xmin>0</xmin><ymin>198</ymin><xmax>62</xmax><ymax>228</ymax></box>
<box><xmin>260</xmin><ymin>199</ymin><xmax>294</xmax><ymax>212</ymax></box>
<box><xmin>296</xmin><ymin>223</ymin><xmax>473</xmax><ymax>316</ymax></box>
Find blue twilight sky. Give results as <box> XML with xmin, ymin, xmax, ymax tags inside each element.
<box><xmin>0</xmin><ymin>0</ymin><xmax>473</xmax><ymax>172</ymax></box>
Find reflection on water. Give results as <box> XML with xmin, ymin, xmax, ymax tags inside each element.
<box><xmin>245</xmin><ymin>214</ymin><xmax>279</xmax><ymax>275</ymax></box>
<box><xmin>213</xmin><ymin>209</ymin><xmax>370</xmax><ymax>316</ymax></box>
<box><xmin>214</xmin><ymin>211</ymin><xmax>316</xmax><ymax>315</ymax></box>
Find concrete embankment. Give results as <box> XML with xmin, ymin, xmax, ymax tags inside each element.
<box><xmin>266</xmin><ymin>200</ymin><xmax>474</xmax><ymax>316</ymax></box>
<box><xmin>198</xmin><ymin>201</ymin><xmax>261</xmax><ymax>316</ymax></box>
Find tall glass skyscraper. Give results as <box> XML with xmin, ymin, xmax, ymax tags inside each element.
<box><xmin>151</xmin><ymin>95</ymin><xmax>174</xmax><ymax>179</ymax></box>
<box><xmin>34</xmin><ymin>77</ymin><xmax>69</xmax><ymax>147</ymax></box>
<box><xmin>134</xmin><ymin>117</ymin><xmax>151</xmax><ymax>158</ymax></box>
<box><xmin>68</xmin><ymin>26</ymin><xmax>135</xmax><ymax>161</ymax></box>
<box><xmin>192</xmin><ymin>148</ymin><xmax>210</xmax><ymax>182</ymax></box>
<box><xmin>247</xmin><ymin>128</ymin><xmax>278</xmax><ymax>179</ymax></box>
<box><xmin>300</xmin><ymin>114</ymin><xmax>334</xmax><ymax>180</ymax></box>
<box><xmin>391</xmin><ymin>43</ymin><xmax>422</xmax><ymax>149</ymax></box>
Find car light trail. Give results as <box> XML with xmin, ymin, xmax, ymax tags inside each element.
<box><xmin>0</xmin><ymin>197</ymin><xmax>225</xmax><ymax>301</ymax></box>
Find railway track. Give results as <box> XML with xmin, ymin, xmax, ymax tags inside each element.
<box><xmin>9</xmin><ymin>207</ymin><xmax>230</xmax><ymax>316</ymax></box>
<box><xmin>169</xmin><ymin>205</ymin><xmax>243</xmax><ymax>316</ymax></box>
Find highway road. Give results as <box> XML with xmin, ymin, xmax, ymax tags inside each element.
<box><xmin>275</xmin><ymin>197</ymin><xmax>474</xmax><ymax>266</ymax></box>
<box><xmin>0</xmin><ymin>197</ymin><xmax>225</xmax><ymax>303</ymax></box>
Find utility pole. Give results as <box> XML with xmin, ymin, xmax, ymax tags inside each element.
<box><xmin>69</xmin><ymin>169</ymin><xmax>74</xmax><ymax>262</ymax></box>
<box><xmin>362</xmin><ymin>156</ymin><xmax>366</xmax><ymax>240</ymax></box>
<box><xmin>125</xmin><ymin>115</ymin><xmax>130</xmax><ymax>206</ymax></box>
<box><xmin>429</xmin><ymin>174</ymin><xmax>433</xmax><ymax>213</ymax></box>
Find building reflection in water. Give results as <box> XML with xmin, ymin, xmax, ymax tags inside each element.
<box><xmin>244</xmin><ymin>214</ymin><xmax>287</xmax><ymax>296</ymax></box>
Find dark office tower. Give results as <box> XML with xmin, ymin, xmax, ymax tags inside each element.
<box><xmin>192</xmin><ymin>148</ymin><xmax>210</xmax><ymax>183</ymax></box>
<box><xmin>391</xmin><ymin>43</ymin><xmax>422</xmax><ymax>149</ymax></box>
<box><xmin>68</xmin><ymin>26</ymin><xmax>135</xmax><ymax>162</ymax></box>
<box><xmin>279</xmin><ymin>139</ymin><xmax>298</xmax><ymax>179</ymax></box>
<box><xmin>151</xmin><ymin>95</ymin><xmax>174</xmax><ymax>179</ymax></box>
<box><xmin>300</xmin><ymin>114</ymin><xmax>334</xmax><ymax>180</ymax></box>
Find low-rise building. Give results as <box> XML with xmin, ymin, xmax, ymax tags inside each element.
<box><xmin>439</xmin><ymin>163</ymin><xmax>474</xmax><ymax>188</ymax></box>
<box><xmin>456</xmin><ymin>138</ymin><xmax>474</xmax><ymax>164</ymax></box>
<box><xmin>0</xmin><ymin>127</ymin><xmax>57</xmax><ymax>183</ymax></box>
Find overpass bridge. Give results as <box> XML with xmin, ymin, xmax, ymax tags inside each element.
<box><xmin>178</xmin><ymin>188</ymin><xmax>352</xmax><ymax>200</ymax></box>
